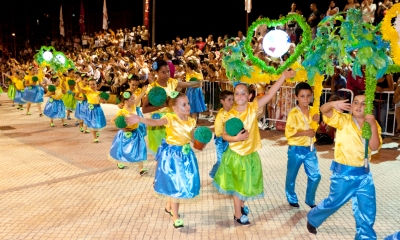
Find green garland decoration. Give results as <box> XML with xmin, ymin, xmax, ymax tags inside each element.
<box><xmin>244</xmin><ymin>14</ymin><xmax>312</xmax><ymax>75</ymax></box>
<box><xmin>385</xmin><ymin>64</ymin><xmax>400</xmax><ymax>74</ymax></box>
<box><xmin>34</xmin><ymin>46</ymin><xmax>76</xmax><ymax>73</ymax></box>
<box><xmin>194</xmin><ymin>126</ymin><xmax>213</xmax><ymax>144</ymax></box>
<box><xmin>115</xmin><ymin>116</ymin><xmax>128</xmax><ymax>129</ymax></box>
<box><xmin>148</xmin><ymin>86</ymin><xmax>167</xmax><ymax>106</ymax></box>
<box><xmin>362</xmin><ymin>73</ymin><xmax>377</xmax><ymax>140</ymax></box>
<box><xmin>225</xmin><ymin>118</ymin><xmax>244</xmax><ymax>136</ymax></box>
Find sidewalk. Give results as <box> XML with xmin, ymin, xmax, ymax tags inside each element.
<box><xmin>0</xmin><ymin>94</ymin><xmax>399</xmax><ymax>239</ymax></box>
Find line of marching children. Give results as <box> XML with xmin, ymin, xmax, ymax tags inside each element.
<box><xmin>2</xmin><ymin>62</ymin><xmax>384</xmax><ymax>238</ymax></box>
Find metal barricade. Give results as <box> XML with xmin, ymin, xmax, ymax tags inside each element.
<box><xmin>374</xmin><ymin>91</ymin><xmax>395</xmax><ymax>136</ymax></box>
<box><xmin>202</xmin><ymin>79</ymin><xmax>233</xmax><ymax>114</ymax></box>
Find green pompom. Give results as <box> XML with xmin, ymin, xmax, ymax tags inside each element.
<box><xmin>148</xmin><ymin>86</ymin><xmax>167</xmax><ymax>106</ymax></box>
<box><xmin>194</xmin><ymin>127</ymin><xmax>213</xmax><ymax>144</ymax></box>
<box><xmin>114</xmin><ymin>116</ymin><xmax>127</xmax><ymax>129</ymax></box>
<box><xmin>32</xmin><ymin>76</ymin><xmax>39</xmax><ymax>82</ymax></box>
<box><xmin>99</xmin><ymin>92</ymin><xmax>110</xmax><ymax>101</ymax></box>
<box><xmin>189</xmin><ymin>77</ymin><xmax>198</xmax><ymax>81</ymax></box>
<box><xmin>48</xmin><ymin>85</ymin><xmax>56</xmax><ymax>92</ymax></box>
<box><xmin>225</xmin><ymin>117</ymin><xmax>244</xmax><ymax>136</ymax></box>
<box><xmin>67</xmin><ymin>79</ymin><xmax>76</xmax><ymax>85</ymax></box>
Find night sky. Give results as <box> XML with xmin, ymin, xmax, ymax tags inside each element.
<box><xmin>1</xmin><ymin>0</ymin><xmax>352</xmax><ymax>49</ymax></box>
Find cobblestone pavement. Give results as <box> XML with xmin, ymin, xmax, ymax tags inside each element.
<box><xmin>0</xmin><ymin>94</ymin><xmax>399</xmax><ymax>239</ymax></box>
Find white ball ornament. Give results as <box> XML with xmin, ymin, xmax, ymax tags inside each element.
<box><xmin>262</xmin><ymin>30</ymin><xmax>291</xmax><ymax>58</ymax></box>
<box><xmin>43</xmin><ymin>51</ymin><xmax>53</xmax><ymax>61</ymax></box>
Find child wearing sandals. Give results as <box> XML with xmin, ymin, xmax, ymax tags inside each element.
<box><xmin>62</xmin><ymin>79</ymin><xmax>77</xmax><ymax>121</ymax></box>
<box><xmin>212</xmin><ymin>69</ymin><xmax>295</xmax><ymax>226</ymax></box>
<box><xmin>43</xmin><ymin>76</ymin><xmax>67</xmax><ymax>127</ymax></box>
<box><xmin>74</xmin><ymin>74</ymin><xmax>89</xmax><ymax>133</ymax></box>
<box><xmin>126</xmin><ymin>91</ymin><xmax>200</xmax><ymax>228</ymax></box>
<box><xmin>76</xmin><ymin>78</ymin><xmax>107</xmax><ymax>143</ymax></box>
<box><xmin>109</xmin><ymin>91</ymin><xmax>148</xmax><ymax>175</ymax></box>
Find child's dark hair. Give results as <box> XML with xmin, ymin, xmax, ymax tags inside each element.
<box><xmin>50</xmin><ymin>77</ymin><xmax>59</xmax><ymax>83</ymax></box>
<box><xmin>234</xmin><ymin>83</ymin><xmax>251</xmax><ymax>93</ymax></box>
<box><xmin>295</xmin><ymin>82</ymin><xmax>312</xmax><ymax>96</ymax></box>
<box><xmin>153</xmin><ymin>59</ymin><xmax>168</xmax><ymax>71</ymax></box>
<box><xmin>187</xmin><ymin>60</ymin><xmax>198</xmax><ymax>71</ymax></box>
<box><xmin>118</xmin><ymin>90</ymin><xmax>133</xmax><ymax>105</ymax></box>
<box><xmin>128</xmin><ymin>74</ymin><xmax>140</xmax><ymax>82</ymax></box>
<box><xmin>167</xmin><ymin>92</ymin><xmax>186</xmax><ymax>108</ymax></box>
<box><xmin>220</xmin><ymin>90</ymin><xmax>233</xmax><ymax>100</ymax></box>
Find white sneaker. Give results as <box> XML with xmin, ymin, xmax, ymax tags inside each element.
<box><xmin>258</xmin><ymin>121</ymin><xmax>263</xmax><ymax>129</ymax></box>
<box><xmin>208</xmin><ymin>116</ymin><xmax>215</xmax><ymax>122</ymax></box>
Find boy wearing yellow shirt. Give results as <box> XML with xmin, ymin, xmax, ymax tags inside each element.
<box><xmin>209</xmin><ymin>90</ymin><xmax>233</xmax><ymax>178</ymax></box>
<box><xmin>307</xmin><ymin>93</ymin><xmax>382</xmax><ymax>239</ymax></box>
<box><xmin>285</xmin><ymin>83</ymin><xmax>321</xmax><ymax>209</ymax></box>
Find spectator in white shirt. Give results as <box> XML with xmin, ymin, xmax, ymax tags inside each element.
<box><xmin>361</xmin><ymin>0</ymin><xmax>376</xmax><ymax>23</ymax></box>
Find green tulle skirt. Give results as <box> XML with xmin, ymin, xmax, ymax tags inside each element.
<box><xmin>148</xmin><ymin>126</ymin><xmax>166</xmax><ymax>156</ymax></box>
<box><xmin>8</xmin><ymin>84</ymin><xmax>16</xmax><ymax>100</ymax></box>
<box><xmin>212</xmin><ymin>148</ymin><xmax>264</xmax><ymax>201</ymax></box>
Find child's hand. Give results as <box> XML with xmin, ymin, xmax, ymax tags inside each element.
<box><xmin>332</xmin><ymin>99</ymin><xmax>351</xmax><ymax>112</ymax></box>
<box><xmin>235</xmin><ymin>129</ymin><xmax>249</xmax><ymax>141</ymax></box>
<box><xmin>364</xmin><ymin>114</ymin><xmax>376</xmax><ymax>126</ymax></box>
<box><xmin>312</xmin><ymin>114</ymin><xmax>320</xmax><ymax>122</ymax></box>
<box><xmin>125</xmin><ymin>114</ymin><xmax>141</xmax><ymax>125</ymax></box>
<box><xmin>282</xmin><ymin>68</ymin><xmax>296</xmax><ymax>79</ymax></box>
<box><xmin>304</xmin><ymin>129</ymin><xmax>316</xmax><ymax>138</ymax></box>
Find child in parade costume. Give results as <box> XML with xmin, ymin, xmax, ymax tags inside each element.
<box><xmin>62</xmin><ymin>79</ymin><xmax>77</xmax><ymax>121</ymax></box>
<box><xmin>307</xmin><ymin>94</ymin><xmax>382</xmax><ymax>239</ymax></box>
<box><xmin>284</xmin><ymin>82</ymin><xmax>321</xmax><ymax>208</ymax></box>
<box><xmin>7</xmin><ymin>70</ymin><xmax>26</xmax><ymax>110</ymax></box>
<box><xmin>209</xmin><ymin>90</ymin><xmax>234</xmax><ymax>178</ymax></box>
<box><xmin>142</xmin><ymin>59</ymin><xmax>200</xmax><ymax>156</ymax></box>
<box><xmin>127</xmin><ymin>92</ymin><xmax>200</xmax><ymax>229</ymax></box>
<box><xmin>22</xmin><ymin>67</ymin><xmax>45</xmax><ymax>116</ymax></box>
<box><xmin>109</xmin><ymin>91</ymin><xmax>148</xmax><ymax>175</ymax></box>
<box><xmin>212</xmin><ymin>69</ymin><xmax>295</xmax><ymax>226</ymax></box>
<box><xmin>185</xmin><ymin>60</ymin><xmax>207</xmax><ymax>122</ymax></box>
<box><xmin>74</xmin><ymin>74</ymin><xmax>89</xmax><ymax>133</ymax></box>
<box><xmin>43</xmin><ymin>76</ymin><xmax>67</xmax><ymax>127</ymax></box>
<box><xmin>127</xmin><ymin>74</ymin><xmax>148</xmax><ymax>137</ymax></box>
<box><xmin>5</xmin><ymin>77</ymin><xmax>16</xmax><ymax>105</ymax></box>
<box><xmin>76</xmin><ymin>78</ymin><xmax>107</xmax><ymax>143</ymax></box>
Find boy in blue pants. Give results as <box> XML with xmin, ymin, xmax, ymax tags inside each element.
<box><xmin>307</xmin><ymin>94</ymin><xmax>382</xmax><ymax>239</ymax></box>
<box><xmin>209</xmin><ymin>90</ymin><xmax>233</xmax><ymax>178</ymax></box>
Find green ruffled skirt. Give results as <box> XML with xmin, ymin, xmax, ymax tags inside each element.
<box><xmin>212</xmin><ymin>148</ymin><xmax>264</xmax><ymax>201</ymax></box>
<box><xmin>148</xmin><ymin>126</ymin><xmax>166</xmax><ymax>156</ymax></box>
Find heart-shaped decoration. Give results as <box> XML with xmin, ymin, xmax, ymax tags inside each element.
<box><xmin>244</xmin><ymin>14</ymin><xmax>312</xmax><ymax>75</ymax></box>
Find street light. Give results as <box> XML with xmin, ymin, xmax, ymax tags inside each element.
<box><xmin>12</xmin><ymin>33</ymin><xmax>16</xmax><ymax>58</ymax></box>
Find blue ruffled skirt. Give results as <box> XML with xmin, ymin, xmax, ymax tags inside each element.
<box><xmin>22</xmin><ymin>86</ymin><xmax>44</xmax><ymax>103</ymax></box>
<box><xmin>136</xmin><ymin>107</ymin><xmax>147</xmax><ymax>137</ymax></box>
<box><xmin>84</xmin><ymin>104</ymin><xmax>106</xmax><ymax>130</ymax></box>
<box><xmin>14</xmin><ymin>90</ymin><xmax>27</xmax><ymax>105</ymax></box>
<box><xmin>109</xmin><ymin>129</ymin><xmax>147</xmax><ymax>165</ymax></box>
<box><xmin>154</xmin><ymin>139</ymin><xmax>200</xmax><ymax>201</ymax></box>
<box><xmin>62</xmin><ymin>91</ymin><xmax>76</xmax><ymax>111</ymax></box>
<box><xmin>43</xmin><ymin>99</ymin><xmax>66</xmax><ymax>119</ymax></box>
<box><xmin>74</xmin><ymin>100</ymin><xmax>88</xmax><ymax>121</ymax></box>
<box><xmin>186</xmin><ymin>87</ymin><xmax>206</xmax><ymax>114</ymax></box>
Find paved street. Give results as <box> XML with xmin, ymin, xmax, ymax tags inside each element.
<box><xmin>0</xmin><ymin>94</ymin><xmax>399</xmax><ymax>239</ymax></box>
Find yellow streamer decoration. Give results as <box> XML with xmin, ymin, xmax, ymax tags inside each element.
<box><xmin>381</xmin><ymin>3</ymin><xmax>400</xmax><ymax>66</ymax></box>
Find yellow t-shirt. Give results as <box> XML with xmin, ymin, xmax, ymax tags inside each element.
<box><xmin>12</xmin><ymin>76</ymin><xmax>25</xmax><ymax>90</ymax></box>
<box><xmin>115</xmin><ymin>107</ymin><xmax>138</xmax><ymax>130</ymax></box>
<box><xmin>323</xmin><ymin>109</ymin><xmax>382</xmax><ymax>167</ymax></box>
<box><xmin>146</xmin><ymin>78</ymin><xmax>178</xmax><ymax>113</ymax></box>
<box><xmin>185</xmin><ymin>71</ymin><xmax>204</xmax><ymax>81</ymax></box>
<box><xmin>51</xmin><ymin>87</ymin><xmax>64</xmax><ymax>100</ymax></box>
<box><xmin>85</xmin><ymin>87</ymin><xmax>100</xmax><ymax>104</ymax></box>
<box><xmin>163</xmin><ymin>113</ymin><xmax>196</xmax><ymax>146</ymax></box>
<box><xmin>224</xmin><ymin>99</ymin><xmax>262</xmax><ymax>156</ymax></box>
<box><xmin>214</xmin><ymin>108</ymin><xmax>228</xmax><ymax>137</ymax></box>
<box><xmin>285</xmin><ymin>107</ymin><xmax>316</xmax><ymax>146</ymax></box>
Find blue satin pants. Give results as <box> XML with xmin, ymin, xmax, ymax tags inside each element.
<box><xmin>209</xmin><ymin>135</ymin><xmax>229</xmax><ymax>178</ymax></box>
<box><xmin>285</xmin><ymin>145</ymin><xmax>321</xmax><ymax>206</ymax></box>
<box><xmin>308</xmin><ymin>161</ymin><xmax>376</xmax><ymax>240</ymax></box>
